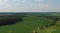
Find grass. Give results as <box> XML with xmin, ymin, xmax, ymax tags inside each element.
<box><xmin>38</xmin><ymin>26</ymin><xmax>56</xmax><ymax>33</ymax></box>
<box><xmin>52</xmin><ymin>29</ymin><xmax>60</xmax><ymax>33</ymax></box>
<box><xmin>0</xmin><ymin>15</ymin><xmax>60</xmax><ymax>33</ymax></box>
<box><xmin>38</xmin><ymin>20</ymin><xmax>60</xmax><ymax>33</ymax></box>
<box><xmin>0</xmin><ymin>16</ymin><xmax>52</xmax><ymax>33</ymax></box>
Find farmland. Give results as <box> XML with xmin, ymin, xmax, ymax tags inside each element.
<box><xmin>0</xmin><ymin>12</ymin><xmax>60</xmax><ymax>33</ymax></box>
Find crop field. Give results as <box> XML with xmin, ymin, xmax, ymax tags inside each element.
<box><xmin>0</xmin><ymin>13</ymin><xmax>60</xmax><ymax>33</ymax></box>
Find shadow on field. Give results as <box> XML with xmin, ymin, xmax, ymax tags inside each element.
<box><xmin>0</xmin><ymin>18</ymin><xmax>23</xmax><ymax>26</ymax></box>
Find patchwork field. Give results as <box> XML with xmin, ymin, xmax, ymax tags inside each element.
<box><xmin>0</xmin><ymin>13</ymin><xmax>60</xmax><ymax>33</ymax></box>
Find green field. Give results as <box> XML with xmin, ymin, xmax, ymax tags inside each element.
<box><xmin>0</xmin><ymin>13</ymin><xmax>60</xmax><ymax>33</ymax></box>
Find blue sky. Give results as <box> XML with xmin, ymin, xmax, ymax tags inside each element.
<box><xmin>0</xmin><ymin>0</ymin><xmax>59</xmax><ymax>12</ymax></box>
<box><xmin>49</xmin><ymin>0</ymin><xmax>60</xmax><ymax>11</ymax></box>
<box><xmin>50</xmin><ymin>0</ymin><xmax>60</xmax><ymax>6</ymax></box>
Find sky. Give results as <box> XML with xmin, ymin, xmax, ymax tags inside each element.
<box><xmin>49</xmin><ymin>0</ymin><xmax>60</xmax><ymax>12</ymax></box>
<box><xmin>0</xmin><ymin>0</ymin><xmax>59</xmax><ymax>12</ymax></box>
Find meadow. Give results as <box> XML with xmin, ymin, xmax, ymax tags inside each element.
<box><xmin>0</xmin><ymin>13</ymin><xmax>60</xmax><ymax>33</ymax></box>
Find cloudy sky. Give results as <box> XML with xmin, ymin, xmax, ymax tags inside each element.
<box><xmin>0</xmin><ymin>0</ymin><xmax>59</xmax><ymax>12</ymax></box>
<box><xmin>49</xmin><ymin>0</ymin><xmax>60</xmax><ymax>12</ymax></box>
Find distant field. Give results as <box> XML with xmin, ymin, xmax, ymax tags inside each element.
<box><xmin>0</xmin><ymin>13</ymin><xmax>60</xmax><ymax>33</ymax></box>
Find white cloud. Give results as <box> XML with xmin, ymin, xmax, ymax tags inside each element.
<box><xmin>34</xmin><ymin>0</ymin><xmax>44</xmax><ymax>1</ymax></box>
<box><xmin>0</xmin><ymin>0</ymin><xmax>2</xmax><ymax>2</ymax></box>
<box><xmin>38</xmin><ymin>4</ymin><xmax>48</xmax><ymax>7</ymax></box>
<box><xmin>3</xmin><ymin>0</ymin><xmax>9</xmax><ymax>2</ymax></box>
<box><xmin>22</xmin><ymin>0</ymin><xmax>26</xmax><ymax>3</ymax></box>
<box><xmin>0</xmin><ymin>0</ymin><xmax>48</xmax><ymax>12</ymax></box>
<box><xmin>49</xmin><ymin>6</ymin><xmax>60</xmax><ymax>11</ymax></box>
